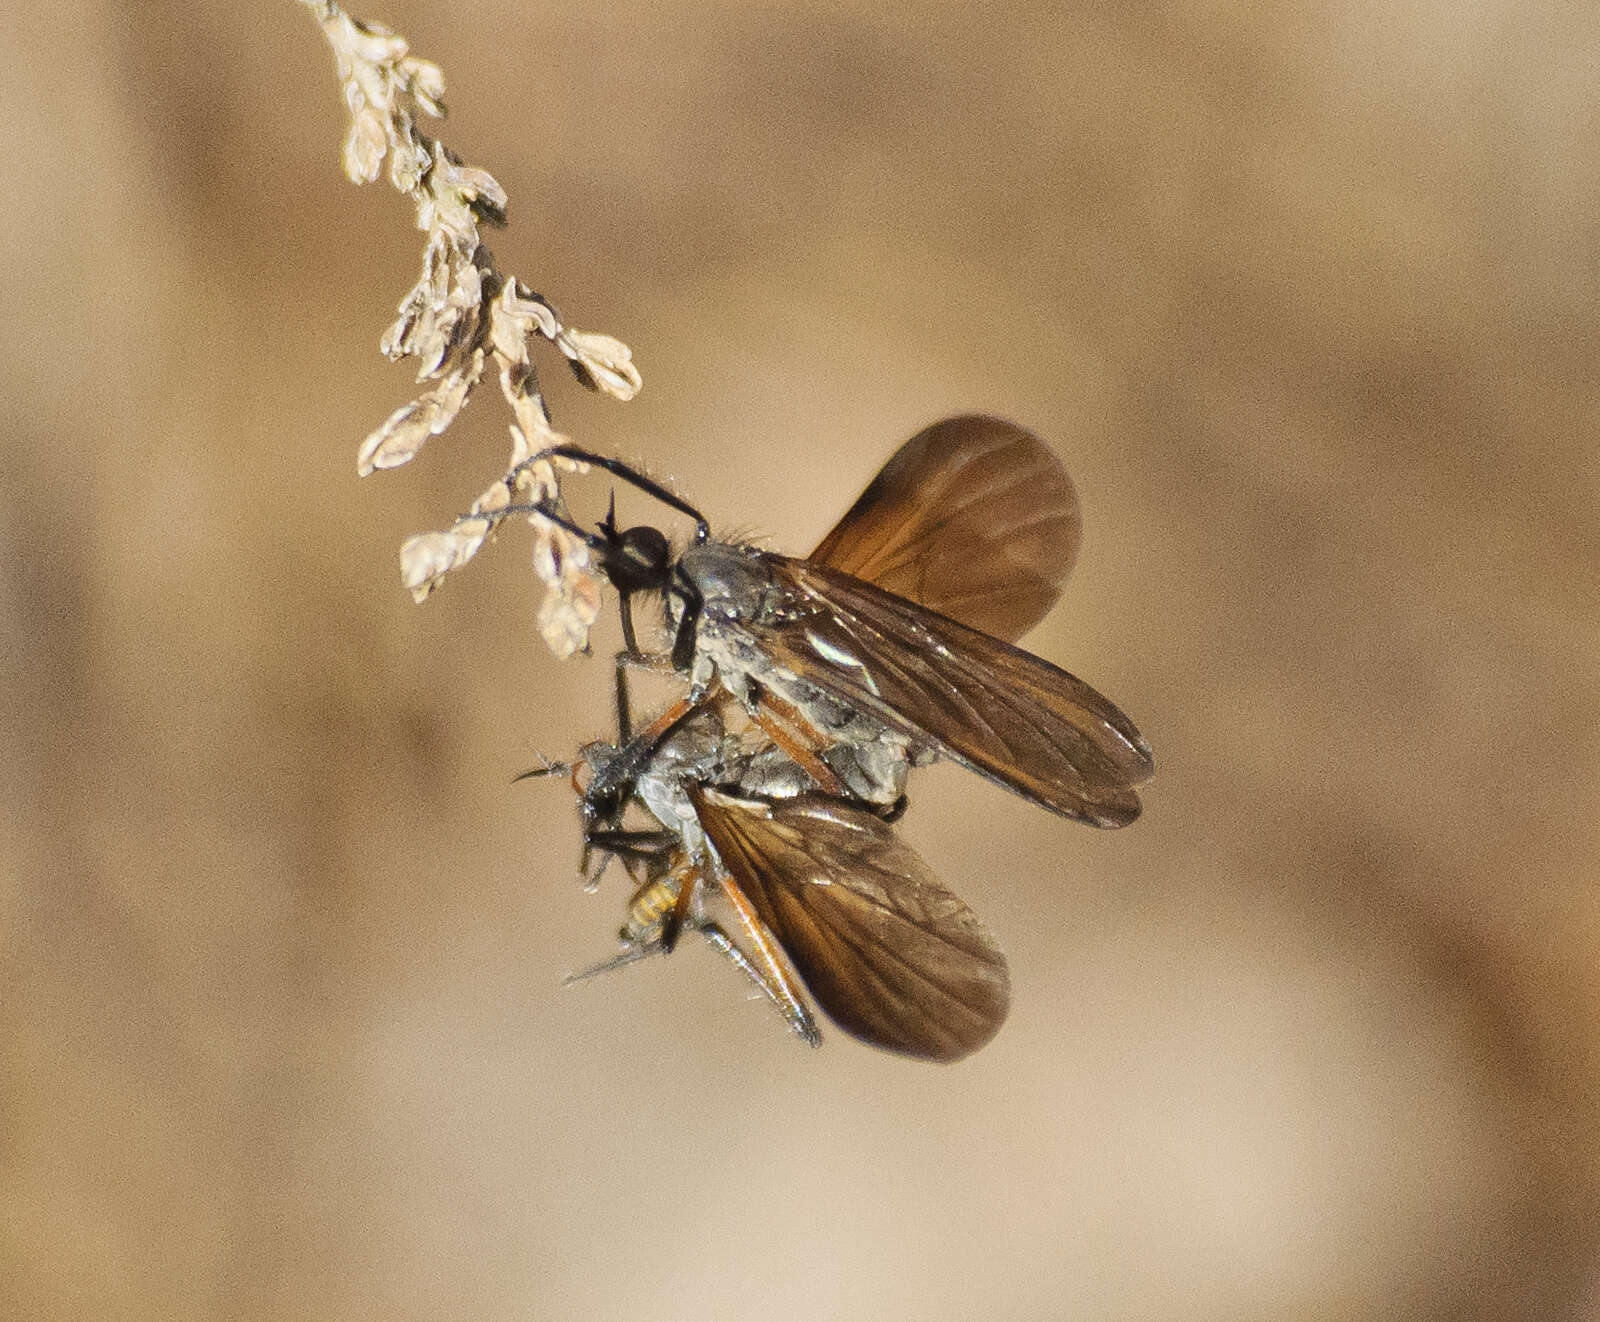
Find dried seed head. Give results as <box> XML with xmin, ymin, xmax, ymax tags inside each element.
<box><xmin>399</xmin><ymin>519</ymin><xmax>490</xmax><ymax>603</ymax></box>
<box><xmin>358</xmin><ymin>348</ymin><xmax>485</xmax><ymax>475</ymax></box>
<box><xmin>343</xmin><ymin>104</ymin><xmax>389</xmax><ymax>184</ymax></box>
<box><xmin>401</xmin><ymin>57</ymin><xmax>447</xmax><ymax>117</ymax></box>
<box><xmin>538</xmin><ymin>569</ymin><xmax>603</xmax><ymax>659</ymax></box>
<box><xmin>307</xmin><ymin>0</ymin><xmax>637</xmax><ymax>656</ymax></box>
<box><xmin>557</xmin><ymin>329</ymin><xmax>641</xmax><ymax>401</ymax></box>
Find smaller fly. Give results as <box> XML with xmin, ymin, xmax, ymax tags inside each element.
<box><xmin>541</xmin><ymin>696</ymin><xmax>1011</xmax><ymax>1062</ymax></box>
<box><xmin>513</xmin><ymin>414</ymin><xmax>1154</xmax><ymax>830</ymax></box>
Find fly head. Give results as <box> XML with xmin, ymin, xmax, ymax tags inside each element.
<box><xmin>595</xmin><ymin>495</ymin><xmax>674</xmax><ymax>595</ymax></box>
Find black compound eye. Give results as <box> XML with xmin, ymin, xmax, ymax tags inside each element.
<box><xmin>601</xmin><ymin>524</ymin><xmax>672</xmax><ymax>593</ymax></box>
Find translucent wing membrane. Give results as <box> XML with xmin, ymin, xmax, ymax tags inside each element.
<box><xmin>753</xmin><ymin>558</ymin><xmax>1154</xmax><ymax>826</ymax></box>
<box><xmin>809</xmin><ymin>415</ymin><xmax>1081</xmax><ymax>643</ymax></box>
<box><xmin>690</xmin><ymin>786</ymin><xmax>1010</xmax><ymax>1062</ymax></box>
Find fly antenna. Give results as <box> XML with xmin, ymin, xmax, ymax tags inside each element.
<box><xmin>512</xmin><ymin>755</ymin><xmax>572</xmax><ymax>783</ymax></box>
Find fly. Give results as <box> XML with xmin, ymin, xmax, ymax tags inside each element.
<box><xmin>544</xmin><ymin>694</ymin><xmax>1010</xmax><ymax>1062</ymax></box>
<box><xmin>508</xmin><ymin>414</ymin><xmax>1154</xmax><ymax>828</ymax></box>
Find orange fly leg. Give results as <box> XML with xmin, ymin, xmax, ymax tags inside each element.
<box><xmin>632</xmin><ymin>695</ymin><xmax>701</xmax><ymax>748</ymax></box>
<box><xmin>753</xmin><ymin>686</ymin><xmax>829</xmax><ymax>743</ymax></box>
<box><xmin>750</xmin><ymin>691</ymin><xmax>847</xmax><ymax>795</ymax></box>
<box><xmin>714</xmin><ymin>870</ymin><xmax>821</xmax><ymax>1046</ymax></box>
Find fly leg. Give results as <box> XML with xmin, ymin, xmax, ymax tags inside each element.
<box><xmin>658</xmin><ymin>863</ymin><xmax>703</xmax><ymax>954</ymax></box>
<box><xmin>610</xmin><ymin>587</ymin><xmax>678</xmax><ymax>742</ymax></box>
<box><xmin>584</xmin><ymin>828</ymin><xmax>679</xmax><ymax>864</ymax></box>
<box><xmin>748</xmin><ymin>690</ymin><xmax>847</xmax><ymax>796</ymax></box>
<box><xmin>714</xmin><ymin>871</ymin><xmax>822</xmax><ymax>1048</ymax></box>
<box><xmin>564</xmin><ymin>856</ymin><xmax>809</xmax><ymax>1051</ymax></box>
<box><xmin>614</xmin><ymin>589</ymin><xmax>639</xmax><ymax>743</ymax></box>
<box><xmin>567</xmin><ymin>853</ymin><xmax>687</xmax><ymax>982</ymax></box>
<box><xmin>751</xmin><ymin>686</ymin><xmax>908</xmax><ymax>819</ymax></box>
<box><xmin>508</xmin><ymin>445</ymin><xmax>711</xmax><ymax>540</ymax></box>
<box><xmin>696</xmin><ymin>924</ymin><xmax>821</xmax><ymax>1046</ymax></box>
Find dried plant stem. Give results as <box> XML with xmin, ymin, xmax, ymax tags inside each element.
<box><xmin>300</xmin><ymin>0</ymin><xmax>640</xmax><ymax>655</ymax></box>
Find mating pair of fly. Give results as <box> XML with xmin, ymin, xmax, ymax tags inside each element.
<box><xmin>512</xmin><ymin>416</ymin><xmax>1153</xmax><ymax>1062</ymax></box>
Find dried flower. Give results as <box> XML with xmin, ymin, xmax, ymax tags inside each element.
<box><xmin>556</xmin><ymin>328</ymin><xmax>642</xmax><ymax>401</ymax></box>
<box><xmin>302</xmin><ymin>0</ymin><xmax>640</xmax><ymax>655</ymax></box>
<box><xmin>358</xmin><ymin>347</ymin><xmax>484</xmax><ymax>474</ymax></box>
<box><xmin>399</xmin><ymin>522</ymin><xmax>491</xmax><ymax>603</ymax></box>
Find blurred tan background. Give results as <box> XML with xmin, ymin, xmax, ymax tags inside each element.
<box><xmin>4</xmin><ymin>2</ymin><xmax>1599</xmax><ymax>1319</ymax></box>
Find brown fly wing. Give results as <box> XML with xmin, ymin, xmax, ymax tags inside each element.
<box><xmin>688</xmin><ymin>785</ymin><xmax>1010</xmax><ymax>1063</ymax></box>
<box><xmin>756</xmin><ymin>557</ymin><xmax>1154</xmax><ymax>827</ymax></box>
<box><xmin>808</xmin><ymin>416</ymin><xmax>1081</xmax><ymax>643</ymax></box>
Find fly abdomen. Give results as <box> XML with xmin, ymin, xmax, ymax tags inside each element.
<box><xmin>620</xmin><ymin>874</ymin><xmax>680</xmax><ymax>946</ymax></box>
